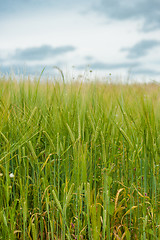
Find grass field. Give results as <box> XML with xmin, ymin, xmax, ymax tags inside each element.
<box><xmin>0</xmin><ymin>75</ymin><xmax>160</xmax><ymax>239</ymax></box>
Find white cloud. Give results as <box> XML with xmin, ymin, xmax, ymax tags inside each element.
<box><xmin>0</xmin><ymin>0</ymin><xmax>160</xmax><ymax>80</ymax></box>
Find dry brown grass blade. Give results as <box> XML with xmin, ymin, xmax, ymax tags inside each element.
<box><xmin>115</xmin><ymin>188</ymin><xmax>125</xmax><ymax>210</ymax></box>
<box><xmin>121</xmin><ymin>206</ymin><xmax>137</xmax><ymax>224</ymax></box>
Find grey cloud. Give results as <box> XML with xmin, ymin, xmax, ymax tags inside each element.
<box><xmin>78</xmin><ymin>60</ymin><xmax>160</xmax><ymax>75</ymax></box>
<box><xmin>11</xmin><ymin>45</ymin><xmax>76</xmax><ymax>61</ymax></box>
<box><xmin>78</xmin><ymin>61</ymin><xmax>140</xmax><ymax>70</ymax></box>
<box><xmin>0</xmin><ymin>64</ymin><xmax>64</xmax><ymax>76</ymax></box>
<box><xmin>1</xmin><ymin>63</ymin><xmax>160</xmax><ymax>77</ymax></box>
<box><xmin>0</xmin><ymin>64</ymin><xmax>43</xmax><ymax>75</ymax></box>
<box><xmin>95</xmin><ymin>0</ymin><xmax>160</xmax><ymax>31</ymax></box>
<box><xmin>1</xmin><ymin>1</ymin><xmax>160</xmax><ymax>32</ymax></box>
<box><xmin>0</xmin><ymin>0</ymin><xmax>42</xmax><ymax>16</ymax></box>
<box><xmin>0</xmin><ymin>0</ymin><xmax>83</xmax><ymax>18</ymax></box>
<box><xmin>78</xmin><ymin>61</ymin><xmax>160</xmax><ymax>76</ymax></box>
<box><xmin>121</xmin><ymin>40</ymin><xmax>160</xmax><ymax>59</ymax></box>
<box><xmin>85</xmin><ymin>56</ymin><xmax>94</xmax><ymax>61</ymax></box>
<box><xmin>132</xmin><ymin>68</ymin><xmax>160</xmax><ymax>76</ymax></box>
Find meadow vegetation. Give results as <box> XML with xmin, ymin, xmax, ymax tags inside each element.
<box><xmin>0</xmin><ymin>74</ymin><xmax>160</xmax><ymax>239</ymax></box>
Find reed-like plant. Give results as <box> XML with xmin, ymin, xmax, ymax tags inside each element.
<box><xmin>0</xmin><ymin>76</ymin><xmax>159</xmax><ymax>239</ymax></box>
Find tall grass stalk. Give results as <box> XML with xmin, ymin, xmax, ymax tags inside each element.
<box><xmin>0</xmin><ymin>77</ymin><xmax>160</xmax><ymax>239</ymax></box>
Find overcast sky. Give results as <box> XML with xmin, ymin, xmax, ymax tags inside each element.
<box><xmin>0</xmin><ymin>0</ymin><xmax>160</xmax><ymax>81</ymax></box>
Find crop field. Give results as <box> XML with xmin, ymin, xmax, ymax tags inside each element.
<box><xmin>0</xmin><ymin>75</ymin><xmax>160</xmax><ymax>239</ymax></box>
